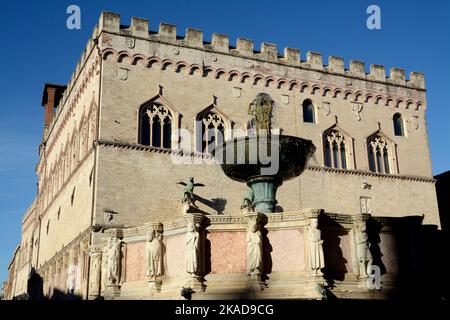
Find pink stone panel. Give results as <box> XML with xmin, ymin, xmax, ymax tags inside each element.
<box><xmin>210</xmin><ymin>231</ymin><xmax>246</xmax><ymax>274</ymax></box>
<box><xmin>380</xmin><ymin>233</ymin><xmax>398</xmax><ymax>273</ymax></box>
<box><xmin>268</xmin><ymin>229</ymin><xmax>305</xmax><ymax>272</ymax></box>
<box><xmin>124</xmin><ymin>242</ymin><xmax>146</xmax><ymax>282</ymax></box>
<box><xmin>165</xmin><ymin>234</ymin><xmax>185</xmax><ymax>277</ymax></box>
<box><xmin>339</xmin><ymin>234</ymin><xmax>353</xmax><ymax>272</ymax></box>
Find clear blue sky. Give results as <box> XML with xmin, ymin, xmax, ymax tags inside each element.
<box><xmin>0</xmin><ymin>0</ymin><xmax>449</xmax><ymax>283</ymax></box>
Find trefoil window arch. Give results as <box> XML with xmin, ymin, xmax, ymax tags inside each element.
<box><xmin>367</xmin><ymin>135</ymin><xmax>392</xmax><ymax>174</ymax></box>
<box><xmin>323</xmin><ymin>129</ymin><xmax>349</xmax><ymax>169</ymax></box>
<box><xmin>196</xmin><ymin>111</ymin><xmax>225</xmax><ymax>154</ymax></box>
<box><xmin>139</xmin><ymin>102</ymin><xmax>173</xmax><ymax>149</ymax></box>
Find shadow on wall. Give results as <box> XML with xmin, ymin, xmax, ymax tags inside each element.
<box><xmin>391</xmin><ymin>215</ymin><xmax>449</xmax><ymax>302</ymax></box>
<box><xmin>435</xmin><ymin>170</ymin><xmax>449</xmax><ymax>232</ymax></box>
<box><xmin>319</xmin><ymin>213</ymin><xmax>448</xmax><ymax>302</ymax></box>
<box><xmin>50</xmin><ymin>289</ymin><xmax>82</xmax><ymax>300</ymax></box>
<box><xmin>320</xmin><ymin>213</ymin><xmax>348</xmax><ymax>285</ymax></box>
<box><xmin>27</xmin><ymin>268</ymin><xmax>44</xmax><ymax>300</ymax></box>
<box><xmin>261</xmin><ymin>220</ymin><xmax>273</xmax><ymax>282</ymax></box>
<box><xmin>193</xmin><ymin>195</ymin><xmax>228</xmax><ymax>215</ymax></box>
<box><xmin>12</xmin><ymin>268</ymin><xmax>83</xmax><ymax>300</ymax></box>
<box><xmin>367</xmin><ymin>218</ymin><xmax>387</xmax><ymax>275</ymax></box>
<box><xmin>203</xmin><ymin>230</ymin><xmax>212</xmax><ymax>277</ymax></box>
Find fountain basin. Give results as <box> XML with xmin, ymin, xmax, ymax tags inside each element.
<box><xmin>215</xmin><ymin>135</ymin><xmax>316</xmax><ymax>213</ymax></box>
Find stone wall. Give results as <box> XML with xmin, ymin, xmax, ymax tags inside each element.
<box><xmin>94</xmin><ymin>10</ymin><xmax>439</xmax><ymax>228</ymax></box>
<box><xmin>110</xmin><ymin>211</ymin><xmax>407</xmax><ymax>300</ymax></box>
<box><xmin>94</xmin><ymin>145</ymin><xmax>439</xmax><ymax>227</ymax></box>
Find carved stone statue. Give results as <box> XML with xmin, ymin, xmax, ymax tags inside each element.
<box><xmin>246</xmin><ymin>220</ymin><xmax>263</xmax><ymax>276</ymax></box>
<box><xmin>355</xmin><ymin>222</ymin><xmax>372</xmax><ymax>278</ymax></box>
<box><xmin>103</xmin><ymin>237</ymin><xmax>122</xmax><ymax>286</ymax></box>
<box><xmin>352</xmin><ymin>103</ymin><xmax>363</xmax><ymax>121</ymax></box>
<box><xmin>248</xmin><ymin>93</ymin><xmax>275</xmax><ymax>134</ymax></box>
<box><xmin>146</xmin><ymin>230</ymin><xmax>163</xmax><ymax>279</ymax></box>
<box><xmin>307</xmin><ymin>218</ymin><xmax>325</xmax><ymax>276</ymax></box>
<box><xmin>360</xmin><ymin>197</ymin><xmax>371</xmax><ymax>214</ymax></box>
<box><xmin>101</xmin><ymin>242</ymin><xmax>110</xmax><ymax>290</ymax></box>
<box><xmin>186</xmin><ymin>222</ymin><xmax>200</xmax><ymax>276</ymax></box>
<box><xmin>241</xmin><ymin>190</ymin><xmax>255</xmax><ymax>211</ymax></box>
<box><xmin>89</xmin><ymin>252</ymin><xmax>101</xmax><ymax>294</ymax></box>
<box><xmin>177</xmin><ymin>177</ymin><xmax>205</xmax><ymax>207</ymax></box>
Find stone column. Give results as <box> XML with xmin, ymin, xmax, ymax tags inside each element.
<box><xmin>183</xmin><ymin>213</ymin><xmax>208</xmax><ymax>292</ymax></box>
<box><xmin>64</xmin><ymin>253</ymin><xmax>70</xmax><ymax>293</ymax></box>
<box><xmin>56</xmin><ymin>257</ymin><xmax>63</xmax><ymax>294</ymax></box>
<box><xmin>49</xmin><ymin>263</ymin><xmax>55</xmax><ymax>297</ymax></box>
<box><xmin>87</xmin><ymin>246</ymin><xmax>102</xmax><ymax>300</ymax></box>
<box><xmin>73</xmin><ymin>245</ymin><xmax>81</xmax><ymax>296</ymax></box>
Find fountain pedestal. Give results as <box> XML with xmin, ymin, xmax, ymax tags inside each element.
<box><xmin>247</xmin><ymin>176</ymin><xmax>282</xmax><ymax>213</ymax></box>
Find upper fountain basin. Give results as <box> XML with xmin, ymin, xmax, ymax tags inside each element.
<box><xmin>215</xmin><ymin>135</ymin><xmax>316</xmax><ymax>183</ymax></box>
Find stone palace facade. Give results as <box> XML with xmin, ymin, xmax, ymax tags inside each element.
<box><xmin>4</xmin><ymin>11</ymin><xmax>441</xmax><ymax>300</ymax></box>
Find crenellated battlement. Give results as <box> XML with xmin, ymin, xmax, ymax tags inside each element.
<box><xmin>97</xmin><ymin>11</ymin><xmax>425</xmax><ymax>90</ymax></box>
<box><xmin>40</xmin><ymin>10</ymin><xmax>427</xmax><ymax>158</ymax></box>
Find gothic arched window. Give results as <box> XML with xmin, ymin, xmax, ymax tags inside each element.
<box><xmin>323</xmin><ymin>129</ymin><xmax>348</xmax><ymax>169</ymax></box>
<box><xmin>139</xmin><ymin>103</ymin><xmax>173</xmax><ymax>149</ymax></box>
<box><xmin>367</xmin><ymin>135</ymin><xmax>391</xmax><ymax>174</ymax></box>
<box><xmin>302</xmin><ymin>99</ymin><xmax>315</xmax><ymax>123</ymax></box>
<box><xmin>196</xmin><ymin>111</ymin><xmax>225</xmax><ymax>154</ymax></box>
<box><xmin>393</xmin><ymin>113</ymin><xmax>404</xmax><ymax>136</ymax></box>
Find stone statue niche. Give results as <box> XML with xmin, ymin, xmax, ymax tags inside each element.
<box><xmin>186</xmin><ymin>221</ymin><xmax>200</xmax><ymax>277</ymax></box>
<box><xmin>146</xmin><ymin>229</ymin><xmax>164</xmax><ymax>282</ymax></box>
<box><xmin>184</xmin><ymin>217</ymin><xmax>207</xmax><ymax>293</ymax></box>
<box><xmin>101</xmin><ymin>236</ymin><xmax>123</xmax><ymax>292</ymax></box>
<box><xmin>246</xmin><ymin>219</ymin><xmax>263</xmax><ymax>280</ymax></box>
<box><xmin>88</xmin><ymin>249</ymin><xmax>102</xmax><ymax>298</ymax></box>
<box><xmin>307</xmin><ymin>218</ymin><xmax>325</xmax><ymax>277</ymax></box>
<box><xmin>354</xmin><ymin>221</ymin><xmax>373</xmax><ymax>278</ymax></box>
